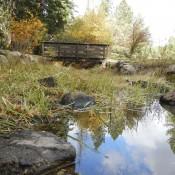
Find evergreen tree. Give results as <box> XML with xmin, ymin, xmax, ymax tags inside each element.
<box><xmin>0</xmin><ymin>0</ymin><xmax>73</xmax><ymax>34</ymax></box>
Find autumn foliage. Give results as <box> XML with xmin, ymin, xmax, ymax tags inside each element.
<box><xmin>59</xmin><ymin>10</ymin><xmax>112</xmax><ymax>44</ymax></box>
<box><xmin>10</xmin><ymin>17</ymin><xmax>46</xmax><ymax>52</ymax></box>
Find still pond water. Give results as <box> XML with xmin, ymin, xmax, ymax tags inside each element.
<box><xmin>41</xmin><ymin>100</ymin><xmax>175</xmax><ymax>175</ymax></box>
<box><xmin>67</xmin><ymin>101</ymin><xmax>175</xmax><ymax>175</ymax></box>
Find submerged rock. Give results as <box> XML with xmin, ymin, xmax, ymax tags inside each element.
<box><xmin>60</xmin><ymin>92</ymin><xmax>96</xmax><ymax>109</ymax></box>
<box><xmin>0</xmin><ymin>130</ymin><xmax>76</xmax><ymax>175</ymax></box>
<box><xmin>160</xmin><ymin>91</ymin><xmax>175</xmax><ymax>106</ymax></box>
<box><xmin>38</xmin><ymin>76</ymin><xmax>57</xmax><ymax>87</ymax></box>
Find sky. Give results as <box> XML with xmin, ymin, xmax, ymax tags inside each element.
<box><xmin>73</xmin><ymin>0</ymin><xmax>175</xmax><ymax>45</ymax></box>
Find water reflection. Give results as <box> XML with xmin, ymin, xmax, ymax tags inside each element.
<box><xmin>35</xmin><ymin>100</ymin><xmax>175</xmax><ymax>175</ymax></box>
<box><xmin>161</xmin><ymin>103</ymin><xmax>175</xmax><ymax>115</ymax></box>
<box><xmin>68</xmin><ymin>101</ymin><xmax>175</xmax><ymax>175</ymax></box>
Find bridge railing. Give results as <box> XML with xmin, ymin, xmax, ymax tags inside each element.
<box><xmin>41</xmin><ymin>41</ymin><xmax>109</xmax><ymax>62</ymax></box>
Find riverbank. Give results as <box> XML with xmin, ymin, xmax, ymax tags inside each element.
<box><xmin>0</xmin><ymin>59</ymin><xmax>174</xmax><ymax>134</ymax></box>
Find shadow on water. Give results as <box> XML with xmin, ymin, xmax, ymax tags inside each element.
<box><xmin>35</xmin><ymin>100</ymin><xmax>175</xmax><ymax>175</ymax></box>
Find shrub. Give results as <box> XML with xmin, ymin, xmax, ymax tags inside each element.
<box><xmin>10</xmin><ymin>17</ymin><xmax>46</xmax><ymax>52</ymax></box>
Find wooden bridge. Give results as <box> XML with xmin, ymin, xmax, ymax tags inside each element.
<box><xmin>41</xmin><ymin>41</ymin><xmax>109</xmax><ymax>63</ymax></box>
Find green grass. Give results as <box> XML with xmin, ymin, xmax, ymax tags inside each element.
<box><xmin>0</xmin><ymin>60</ymin><xmax>174</xmax><ymax>133</ymax></box>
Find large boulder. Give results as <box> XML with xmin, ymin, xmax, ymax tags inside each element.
<box><xmin>160</xmin><ymin>91</ymin><xmax>175</xmax><ymax>106</ymax></box>
<box><xmin>60</xmin><ymin>92</ymin><xmax>96</xmax><ymax>110</ymax></box>
<box><xmin>38</xmin><ymin>76</ymin><xmax>57</xmax><ymax>87</ymax></box>
<box><xmin>0</xmin><ymin>130</ymin><xmax>76</xmax><ymax>175</ymax></box>
<box><xmin>0</xmin><ymin>49</ymin><xmax>22</xmax><ymax>62</ymax></box>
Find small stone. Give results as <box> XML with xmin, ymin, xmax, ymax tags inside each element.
<box><xmin>38</xmin><ymin>76</ymin><xmax>57</xmax><ymax>87</ymax></box>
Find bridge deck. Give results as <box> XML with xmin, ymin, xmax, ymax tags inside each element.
<box><xmin>41</xmin><ymin>42</ymin><xmax>109</xmax><ymax>62</ymax></box>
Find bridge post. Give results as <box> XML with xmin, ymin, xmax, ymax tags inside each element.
<box><xmin>41</xmin><ymin>42</ymin><xmax>45</xmax><ymax>56</ymax></box>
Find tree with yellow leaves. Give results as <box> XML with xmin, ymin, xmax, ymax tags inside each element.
<box><xmin>10</xmin><ymin>17</ymin><xmax>46</xmax><ymax>52</ymax></box>
<box><xmin>58</xmin><ymin>7</ymin><xmax>112</xmax><ymax>44</ymax></box>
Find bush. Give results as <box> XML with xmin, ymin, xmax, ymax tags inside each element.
<box><xmin>10</xmin><ymin>17</ymin><xmax>46</xmax><ymax>52</ymax></box>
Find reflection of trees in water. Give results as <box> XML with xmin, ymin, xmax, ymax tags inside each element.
<box><xmin>74</xmin><ymin>103</ymin><xmax>145</xmax><ymax>148</ymax></box>
<box><xmin>160</xmin><ymin>103</ymin><xmax>175</xmax><ymax>154</ymax></box>
<box><xmin>167</xmin><ymin>114</ymin><xmax>175</xmax><ymax>154</ymax></box>
<box><xmin>161</xmin><ymin>104</ymin><xmax>175</xmax><ymax>116</ymax></box>
<box><xmin>75</xmin><ymin>112</ymin><xmax>106</xmax><ymax>149</ymax></box>
<box><xmin>34</xmin><ymin>115</ymin><xmax>71</xmax><ymax>141</ymax></box>
<box><xmin>108</xmin><ymin>111</ymin><xmax>125</xmax><ymax>140</ymax></box>
<box><xmin>107</xmin><ymin>103</ymin><xmax>144</xmax><ymax>140</ymax></box>
<box><xmin>124</xmin><ymin>103</ymin><xmax>144</xmax><ymax>129</ymax></box>
<box><xmin>91</xmin><ymin>126</ymin><xmax>106</xmax><ymax>149</ymax></box>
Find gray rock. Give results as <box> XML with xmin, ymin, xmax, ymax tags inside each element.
<box><xmin>116</xmin><ymin>61</ymin><xmax>136</xmax><ymax>75</ymax></box>
<box><xmin>0</xmin><ymin>130</ymin><xmax>76</xmax><ymax>175</ymax></box>
<box><xmin>166</xmin><ymin>65</ymin><xmax>175</xmax><ymax>75</ymax></box>
<box><xmin>38</xmin><ymin>76</ymin><xmax>57</xmax><ymax>87</ymax></box>
<box><xmin>160</xmin><ymin>91</ymin><xmax>175</xmax><ymax>106</ymax></box>
<box><xmin>102</xmin><ymin>59</ymin><xmax>119</xmax><ymax>69</ymax></box>
<box><xmin>0</xmin><ymin>49</ymin><xmax>22</xmax><ymax>62</ymax></box>
<box><xmin>22</xmin><ymin>54</ymin><xmax>40</xmax><ymax>63</ymax></box>
<box><xmin>0</xmin><ymin>55</ymin><xmax>8</xmax><ymax>64</ymax></box>
<box><xmin>60</xmin><ymin>92</ymin><xmax>96</xmax><ymax>109</ymax></box>
<box><xmin>0</xmin><ymin>50</ymin><xmax>50</xmax><ymax>65</ymax></box>
<box><xmin>102</xmin><ymin>59</ymin><xmax>136</xmax><ymax>75</ymax></box>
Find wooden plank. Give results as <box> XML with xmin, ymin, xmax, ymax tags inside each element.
<box><xmin>41</xmin><ymin>41</ymin><xmax>109</xmax><ymax>47</ymax></box>
<box><xmin>41</xmin><ymin>41</ymin><xmax>109</xmax><ymax>61</ymax></box>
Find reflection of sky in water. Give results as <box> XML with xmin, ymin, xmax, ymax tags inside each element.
<box><xmin>68</xmin><ymin>102</ymin><xmax>175</xmax><ymax>175</ymax></box>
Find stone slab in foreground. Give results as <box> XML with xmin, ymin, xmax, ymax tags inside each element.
<box><xmin>0</xmin><ymin>130</ymin><xmax>76</xmax><ymax>175</ymax></box>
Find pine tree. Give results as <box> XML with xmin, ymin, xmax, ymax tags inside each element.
<box><xmin>0</xmin><ymin>0</ymin><xmax>73</xmax><ymax>34</ymax></box>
